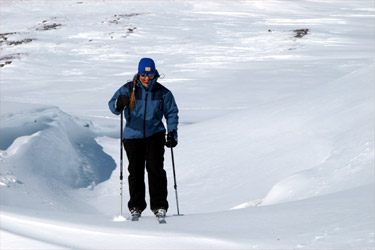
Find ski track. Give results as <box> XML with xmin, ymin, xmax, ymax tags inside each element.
<box><xmin>0</xmin><ymin>230</ymin><xmax>69</xmax><ymax>250</ymax></box>
<box><xmin>1</xmin><ymin>213</ymin><xmax>246</xmax><ymax>249</ymax></box>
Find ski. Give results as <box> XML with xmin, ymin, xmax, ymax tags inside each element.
<box><xmin>157</xmin><ymin>216</ymin><xmax>166</xmax><ymax>224</ymax></box>
<box><xmin>131</xmin><ymin>215</ymin><xmax>140</xmax><ymax>221</ymax></box>
<box><xmin>153</xmin><ymin>208</ymin><xmax>167</xmax><ymax>224</ymax></box>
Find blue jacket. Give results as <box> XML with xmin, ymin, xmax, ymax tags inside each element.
<box><xmin>108</xmin><ymin>74</ymin><xmax>179</xmax><ymax>140</ymax></box>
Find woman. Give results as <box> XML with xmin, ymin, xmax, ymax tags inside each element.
<box><xmin>108</xmin><ymin>58</ymin><xmax>179</xmax><ymax>219</ymax></box>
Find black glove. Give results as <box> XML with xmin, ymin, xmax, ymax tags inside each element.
<box><xmin>165</xmin><ymin>131</ymin><xmax>177</xmax><ymax>148</ymax></box>
<box><xmin>116</xmin><ymin>95</ymin><xmax>129</xmax><ymax>112</ymax></box>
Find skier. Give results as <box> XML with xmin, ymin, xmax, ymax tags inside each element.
<box><xmin>108</xmin><ymin>58</ymin><xmax>179</xmax><ymax>221</ymax></box>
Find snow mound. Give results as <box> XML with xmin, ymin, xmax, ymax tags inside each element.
<box><xmin>112</xmin><ymin>215</ymin><xmax>127</xmax><ymax>222</ymax></box>
<box><xmin>260</xmin><ymin>64</ymin><xmax>375</xmax><ymax>205</ymax></box>
<box><xmin>261</xmin><ymin>147</ymin><xmax>374</xmax><ymax>205</ymax></box>
<box><xmin>1</xmin><ymin>102</ymin><xmax>116</xmax><ymax>209</ymax></box>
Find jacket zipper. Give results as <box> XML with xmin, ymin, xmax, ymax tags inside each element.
<box><xmin>143</xmin><ymin>89</ymin><xmax>148</xmax><ymax>138</ymax></box>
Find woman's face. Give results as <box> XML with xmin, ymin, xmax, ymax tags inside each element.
<box><xmin>139</xmin><ymin>73</ymin><xmax>155</xmax><ymax>85</ymax></box>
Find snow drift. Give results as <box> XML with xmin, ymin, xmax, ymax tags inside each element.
<box><xmin>1</xmin><ymin>102</ymin><xmax>116</xmax><ymax>212</ymax></box>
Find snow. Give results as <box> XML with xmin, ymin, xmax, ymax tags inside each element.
<box><xmin>1</xmin><ymin>0</ymin><xmax>374</xmax><ymax>249</ymax></box>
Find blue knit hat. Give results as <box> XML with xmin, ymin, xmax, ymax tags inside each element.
<box><xmin>138</xmin><ymin>58</ymin><xmax>156</xmax><ymax>74</ymax></box>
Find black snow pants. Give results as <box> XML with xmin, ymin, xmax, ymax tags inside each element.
<box><xmin>123</xmin><ymin>132</ymin><xmax>168</xmax><ymax>212</ymax></box>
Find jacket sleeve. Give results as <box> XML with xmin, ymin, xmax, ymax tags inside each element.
<box><xmin>163</xmin><ymin>91</ymin><xmax>179</xmax><ymax>139</ymax></box>
<box><xmin>108</xmin><ymin>85</ymin><xmax>131</xmax><ymax>115</ymax></box>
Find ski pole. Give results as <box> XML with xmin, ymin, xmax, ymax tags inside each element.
<box><xmin>120</xmin><ymin>110</ymin><xmax>124</xmax><ymax>217</ymax></box>
<box><xmin>170</xmin><ymin>147</ymin><xmax>182</xmax><ymax>216</ymax></box>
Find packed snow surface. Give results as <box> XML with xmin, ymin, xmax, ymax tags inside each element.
<box><xmin>1</xmin><ymin>0</ymin><xmax>374</xmax><ymax>249</ymax></box>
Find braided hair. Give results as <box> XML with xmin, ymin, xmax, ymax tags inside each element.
<box><xmin>129</xmin><ymin>75</ymin><xmax>138</xmax><ymax>109</ymax></box>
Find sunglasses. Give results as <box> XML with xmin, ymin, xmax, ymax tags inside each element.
<box><xmin>139</xmin><ymin>73</ymin><xmax>155</xmax><ymax>78</ymax></box>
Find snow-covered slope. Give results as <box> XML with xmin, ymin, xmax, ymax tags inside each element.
<box><xmin>1</xmin><ymin>0</ymin><xmax>374</xmax><ymax>249</ymax></box>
